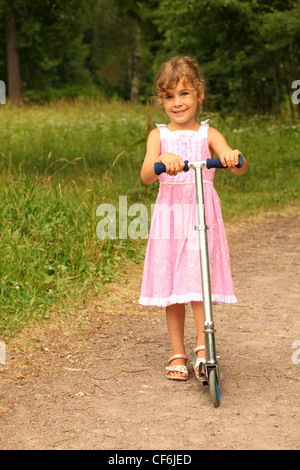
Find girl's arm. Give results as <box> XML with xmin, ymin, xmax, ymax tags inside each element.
<box><xmin>140</xmin><ymin>129</ymin><xmax>185</xmax><ymax>184</ymax></box>
<box><xmin>208</xmin><ymin>127</ymin><xmax>248</xmax><ymax>175</ymax></box>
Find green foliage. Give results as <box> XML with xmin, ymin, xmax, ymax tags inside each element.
<box><xmin>90</xmin><ymin>0</ymin><xmax>137</xmax><ymax>100</ymax></box>
<box><xmin>0</xmin><ymin>0</ymin><xmax>300</xmax><ymax>114</ymax></box>
<box><xmin>139</xmin><ymin>0</ymin><xmax>300</xmax><ymax>114</ymax></box>
<box><xmin>0</xmin><ymin>0</ymin><xmax>139</xmax><ymax>101</ymax></box>
<box><xmin>0</xmin><ymin>99</ymin><xmax>148</xmax><ymax>334</ymax></box>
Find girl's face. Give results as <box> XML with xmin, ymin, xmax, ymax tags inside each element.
<box><xmin>163</xmin><ymin>79</ymin><xmax>203</xmax><ymax>129</ymax></box>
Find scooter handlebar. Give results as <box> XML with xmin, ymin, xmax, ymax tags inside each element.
<box><xmin>154</xmin><ymin>155</ymin><xmax>243</xmax><ymax>175</ymax></box>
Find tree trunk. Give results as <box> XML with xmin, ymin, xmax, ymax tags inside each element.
<box><xmin>130</xmin><ymin>26</ymin><xmax>141</xmax><ymax>103</ymax></box>
<box><xmin>273</xmin><ymin>62</ymin><xmax>281</xmax><ymax>116</ymax></box>
<box><xmin>5</xmin><ymin>0</ymin><xmax>23</xmax><ymax>106</ymax></box>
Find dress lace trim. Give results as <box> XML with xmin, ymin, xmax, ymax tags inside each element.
<box><xmin>139</xmin><ymin>293</ymin><xmax>237</xmax><ymax>307</ymax></box>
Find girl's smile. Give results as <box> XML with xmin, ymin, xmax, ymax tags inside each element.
<box><xmin>172</xmin><ymin>108</ymin><xmax>188</xmax><ymax>115</ymax></box>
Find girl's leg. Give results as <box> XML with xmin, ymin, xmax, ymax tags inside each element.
<box><xmin>191</xmin><ymin>301</ymin><xmax>205</xmax><ymax>371</ymax></box>
<box><xmin>166</xmin><ymin>303</ymin><xmax>186</xmax><ymax>378</ymax></box>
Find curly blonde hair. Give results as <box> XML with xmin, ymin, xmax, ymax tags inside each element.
<box><xmin>154</xmin><ymin>56</ymin><xmax>206</xmax><ymax>113</ymax></box>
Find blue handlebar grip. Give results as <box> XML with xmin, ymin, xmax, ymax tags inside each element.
<box><xmin>154</xmin><ymin>162</ymin><xmax>166</xmax><ymax>175</ymax></box>
<box><xmin>236</xmin><ymin>154</ymin><xmax>243</xmax><ymax>168</ymax></box>
<box><xmin>206</xmin><ymin>154</ymin><xmax>243</xmax><ymax>169</ymax></box>
<box><xmin>154</xmin><ymin>160</ymin><xmax>189</xmax><ymax>175</ymax></box>
<box><xmin>206</xmin><ymin>158</ymin><xmax>225</xmax><ymax>169</ymax></box>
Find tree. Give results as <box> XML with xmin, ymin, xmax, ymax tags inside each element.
<box><xmin>2</xmin><ymin>0</ymin><xmax>22</xmax><ymax>105</ymax></box>
<box><xmin>138</xmin><ymin>0</ymin><xmax>300</xmax><ymax>115</ymax></box>
<box><xmin>114</xmin><ymin>0</ymin><xmax>162</xmax><ymax>102</ymax></box>
<box><xmin>0</xmin><ymin>0</ymin><xmax>90</xmax><ymax>104</ymax></box>
<box><xmin>89</xmin><ymin>0</ymin><xmax>138</xmax><ymax>100</ymax></box>
<box><xmin>1</xmin><ymin>0</ymin><xmax>299</xmax><ymax>114</ymax></box>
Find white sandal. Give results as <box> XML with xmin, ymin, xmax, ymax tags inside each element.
<box><xmin>165</xmin><ymin>353</ymin><xmax>188</xmax><ymax>381</ymax></box>
<box><xmin>193</xmin><ymin>345</ymin><xmax>206</xmax><ymax>381</ymax></box>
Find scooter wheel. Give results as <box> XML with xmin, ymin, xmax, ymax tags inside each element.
<box><xmin>209</xmin><ymin>369</ymin><xmax>221</xmax><ymax>407</ymax></box>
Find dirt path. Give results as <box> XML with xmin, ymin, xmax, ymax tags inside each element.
<box><xmin>0</xmin><ymin>211</ymin><xmax>299</xmax><ymax>450</ymax></box>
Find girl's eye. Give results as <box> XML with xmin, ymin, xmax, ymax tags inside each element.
<box><xmin>166</xmin><ymin>95</ymin><xmax>173</xmax><ymax>100</ymax></box>
<box><xmin>182</xmin><ymin>92</ymin><xmax>188</xmax><ymax>96</ymax></box>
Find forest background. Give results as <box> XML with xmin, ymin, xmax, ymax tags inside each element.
<box><xmin>0</xmin><ymin>0</ymin><xmax>299</xmax><ymax>335</ymax></box>
<box><xmin>1</xmin><ymin>0</ymin><xmax>300</xmax><ymax>115</ymax></box>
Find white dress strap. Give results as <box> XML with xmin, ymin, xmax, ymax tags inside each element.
<box><xmin>201</xmin><ymin>119</ymin><xmax>210</xmax><ymax>126</ymax></box>
<box><xmin>198</xmin><ymin>119</ymin><xmax>210</xmax><ymax>138</ymax></box>
<box><xmin>155</xmin><ymin>123</ymin><xmax>169</xmax><ymax>138</ymax></box>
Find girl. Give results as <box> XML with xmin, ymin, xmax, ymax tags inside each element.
<box><xmin>139</xmin><ymin>56</ymin><xmax>248</xmax><ymax>381</ymax></box>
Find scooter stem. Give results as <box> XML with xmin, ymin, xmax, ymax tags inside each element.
<box><xmin>189</xmin><ymin>161</ymin><xmax>217</xmax><ymax>365</ymax></box>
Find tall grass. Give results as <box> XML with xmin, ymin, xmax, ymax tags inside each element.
<box><xmin>210</xmin><ymin>113</ymin><xmax>300</xmax><ymax>218</ymax></box>
<box><xmin>0</xmin><ymin>99</ymin><xmax>299</xmax><ymax>335</ymax></box>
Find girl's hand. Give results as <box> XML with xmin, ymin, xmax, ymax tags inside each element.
<box><xmin>159</xmin><ymin>152</ymin><xmax>186</xmax><ymax>176</ymax></box>
<box><xmin>219</xmin><ymin>149</ymin><xmax>242</xmax><ymax>169</ymax></box>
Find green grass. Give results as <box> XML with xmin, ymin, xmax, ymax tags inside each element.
<box><xmin>210</xmin><ymin>113</ymin><xmax>300</xmax><ymax>218</ymax></box>
<box><xmin>0</xmin><ymin>99</ymin><xmax>299</xmax><ymax>335</ymax></box>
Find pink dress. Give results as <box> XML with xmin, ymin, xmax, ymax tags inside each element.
<box><xmin>139</xmin><ymin>120</ymin><xmax>237</xmax><ymax>307</ymax></box>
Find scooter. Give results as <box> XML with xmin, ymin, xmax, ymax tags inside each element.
<box><xmin>154</xmin><ymin>155</ymin><xmax>243</xmax><ymax>407</ymax></box>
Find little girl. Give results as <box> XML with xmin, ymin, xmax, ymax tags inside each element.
<box><xmin>139</xmin><ymin>56</ymin><xmax>248</xmax><ymax>381</ymax></box>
